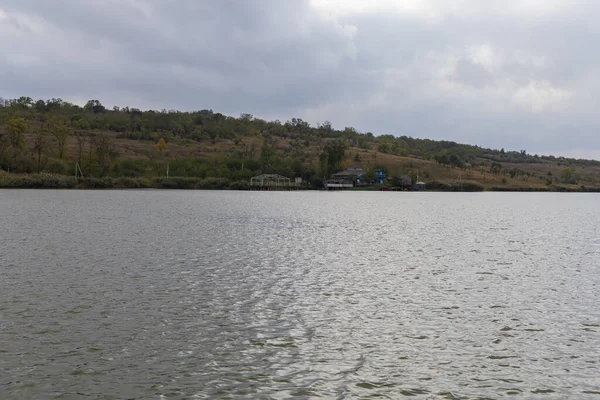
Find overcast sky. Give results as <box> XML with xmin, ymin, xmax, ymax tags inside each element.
<box><xmin>1</xmin><ymin>0</ymin><xmax>599</xmax><ymax>159</ymax></box>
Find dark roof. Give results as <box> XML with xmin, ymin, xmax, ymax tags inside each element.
<box><xmin>333</xmin><ymin>171</ymin><xmax>360</xmax><ymax>177</ymax></box>
<box><xmin>332</xmin><ymin>167</ymin><xmax>365</xmax><ymax>177</ymax></box>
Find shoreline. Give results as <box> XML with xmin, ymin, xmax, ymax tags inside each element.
<box><xmin>1</xmin><ymin>173</ymin><xmax>598</xmax><ymax>192</ymax></box>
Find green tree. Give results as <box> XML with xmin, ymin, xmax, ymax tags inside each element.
<box><xmin>84</xmin><ymin>100</ymin><xmax>106</xmax><ymax>114</ymax></box>
<box><xmin>260</xmin><ymin>142</ymin><xmax>277</xmax><ymax>168</ymax></box>
<box><xmin>363</xmin><ymin>169</ymin><xmax>375</xmax><ymax>184</ymax></box>
<box><xmin>490</xmin><ymin>162</ymin><xmax>503</xmax><ymax>175</ymax></box>
<box><xmin>357</xmin><ymin>135</ymin><xmax>370</xmax><ymax>150</ymax></box>
<box><xmin>378</xmin><ymin>142</ymin><xmax>391</xmax><ymax>154</ymax></box>
<box><xmin>74</xmin><ymin>131</ymin><xmax>87</xmax><ymax>170</ymax></box>
<box><xmin>87</xmin><ymin>134</ymin><xmax>96</xmax><ymax>175</ymax></box>
<box><xmin>0</xmin><ymin>134</ymin><xmax>9</xmax><ymax>167</ymax></box>
<box><xmin>324</xmin><ymin>139</ymin><xmax>346</xmax><ymax>173</ymax></box>
<box><xmin>16</xmin><ymin>96</ymin><xmax>33</xmax><ymax>108</ymax></box>
<box><xmin>35</xmin><ymin>99</ymin><xmax>47</xmax><ymax>113</ymax></box>
<box><xmin>318</xmin><ymin>151</ymin><xmax>328</xmax><ymax>179</ymax></box>
<box><xmin>52</xmin><ymin>122</ymin><xmax>70</xmax><ymax>159</ymax></box>
<box><xmin>6</xmin><ymin>118</ymin><xmax>28</xmax><ymax>151</ymax></box>
<box><xmin>33</xmin><ymin>126</ymin><xmax>48</xmax><ymax>173</ymax></box>
<box><xmin>95</xmin><ymin>135</ymin><xmax>118</xmax><ymax>177</ymax></box>
<box><xmin>559</xmin><ymin>166</ymin><xmax>577</xmax><ymax>184</ymax></box>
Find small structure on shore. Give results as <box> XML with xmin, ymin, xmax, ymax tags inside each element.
<box><xmin>331</xmin><ymin>166</ymin><xmax>365</xmax><ymax>180</ymax></box>
<box><xmin>326</xmin><ymin>166</ymin><xmax>365</xmax><ymax>189</ymax></box>
<box><xmin>374</xmin><ymin>169</ymin><xmax>385</xmax><ymax>184</ymax></box>
<box><xmin>250</xmin><ymin>174</ymin><xmax>298</xmax><ymax>190</ymax></box>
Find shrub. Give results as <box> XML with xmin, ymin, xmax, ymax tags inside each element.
<box><xmin>111</xmin><ymin>177</ymin><xmax>153</xmax><ymax>188</ymax></box>
<box><xmin>0</xmin><ymin>173</ymin><xmax>77</xmax><ymax>188</ymax></box>
<box><xmin>153</xmin><ymin>177</ymin><xmax>201</xmax><ymax>189</ymax></box>
<box><xmin>45</xmin><ymin>160</ymin><xmax>70</xmax><ymax>175</ymax></box>
<box><xmin>425</xmin><ymin>181</ymin><xmax>484</xmax><ymax>192</ymax></box>
<box><xmin>77</xmin><ymin>177</ymin><xmax>113</xmax><ymax>189</ymax></box>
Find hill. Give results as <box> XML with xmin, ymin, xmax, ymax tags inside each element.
<box><xmin>1</xmin><ymin>96</ymin><xmax>599</xmax><ymax>191</ymax></box>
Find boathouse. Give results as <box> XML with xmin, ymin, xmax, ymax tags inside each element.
<box><xmin>325</xmin><ymin>166</ymin><xmax>365</xmax><ymax>189</ymax></box>
<box><xmin>250</xmin><ymin>174</ymin><xmax>293</xmax><ymax>190</ymax></box>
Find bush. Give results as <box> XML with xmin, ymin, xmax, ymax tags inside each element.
<box><xmin>153</xmin><ymin>177</ymin><xmax>201</xmax><ymax>189</ymax></box>
<box><xmin>77</xmin><ymin>177</ymin><xmax>113</xmax><ymax>189</ymax></box>
<box><xmin>111</xmin><ymin>177</ymin><xmax>153</xmax><ymax>188</ymax></box>
<box><xmin>198</xmin><ymin>177</ymin><xmax>229</xmax><ymax>189</ymax></box>
<box><xmin>229</xmin><ymin>180</ymin><xmax>250</xmax><ymax>190</ymax></box>
<box><xmin>425</xmin><ymin>181</ymin><xmax>484</xmax><ymax>192</ymax></box>
<box><xmin>44</xmin><ymin>160</ymin><xmax>70</xmax><ymax>175</ymax></box>
<box><xmin>0</xmin><ymin>173</ymin><xmax>77</xmax><ymax>188</ymax></box>
<box><xmin>489</xmin><ymin>186</ymin><xmax>548</xmax><ymax>192</ymax></box>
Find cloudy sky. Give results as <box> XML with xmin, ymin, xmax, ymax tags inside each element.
<box><xmin>1</xmin><ymin>0</ymin><xmax>599</xmax><ymax>158</ymax></box>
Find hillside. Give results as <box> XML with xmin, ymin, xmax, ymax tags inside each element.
<box><xmin>1</xmin><ymin>96</ymin><xmax>599</xmax><ymax>191</ymax></box>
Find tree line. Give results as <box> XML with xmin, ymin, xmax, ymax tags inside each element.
<box><xmin>1</xmin><ymin>96</ymin><xmax>596</xmax><ymax>185</ymax></box>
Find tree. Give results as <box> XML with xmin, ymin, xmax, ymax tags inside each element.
<box><xmin>260</xmin><ymin>143</ymin><xmax>277</xmax><ymax>169</ymax></box>
<box><xmin>95</xmin><ymin>135</ymin><xmax>118</xmax><ymax>177</ymax></box>
<box><xmin>490</xmin><ymin>162</ymin><xmax>503</xmax><ymax>175</ymax></box>
<box><xmin>318</xmin><ymin>151</ymin><xmax>328</xmax><ymax>179</ymax></box>
<box><xmin>33</xmin><ymin>126</ymin><xmax>48</xmax><ymax>173</ymax></box>
<box><xmin>363</xmin><ymin>168</ymin><xmax>375</xmax><ymax>184</ymax></box>
<box><xmin>4</xmin><ymin>118</ymin><xmax>29</xmax><ymax>170</ymax></box>
<box><xmin>324</xmin><ymin>139</ymin><xmax>346</xmax><ymax>173</ymax></box>
<box><xmin>320</xmin><ymin>121</ymin><xmax>332</xmax><ymax>131</ymax></box>
<box><xmin>87</xmin><ymin>134</ymin><xmax>96</xmax><ymax>175</ymax></box>
<box><xmin>357</xmin><ymin>135</ymin><xmax>369</xmax><ymax>150</ymax></box>
<box><xmin>35</xmin><ymin>99</ymin><xmax>47</xmax><ymax>113</ymax></box>
<box><xmin>51</xmin><ymin>122</ymin><xmax>70</xmax><ymax>159</ymax></box>
<box><xmin>155</xmin><ymin>137</ymin><xmax>168</xmax><ymax>153</ymax></box>
<box><xmin>0</xmin><ymin>134</ymin><xmax>9</xmax><ymax>167</ymax></box>
<box><xmin>378</xmin><ymin>142</ymin><xmax>391</xmax><ymax>154</ymax></box>
<box><xmin>559</xmin><ymin>166</ymin><xmax>577</xmax><ymax>184</ymax></box>
<box><xmin>6</xmin><ymin>118</ymin><xmax>28</xmax><ymax>150</ymax></box>
<box><xmin>16</xmin><ymin>96</ymin><xmax>33</xmax><ymax>108</ymax></box>
<box><xmin>74</xmin><ymin>131</ymin><xmax>87</xmax><ymax>170</ymax></box>
<box><xmin>84</xmin><ymin>100</ymin><xmax>106</xmax><ymax>114</ymax></box>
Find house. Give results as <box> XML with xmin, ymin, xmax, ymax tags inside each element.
<box><xmin>326</xmin><ymin>166</ymin><xmax>365</xmax><ymax>189</ymax></box>
<box><xmin>331</xmin><ymin>166</ymin><xmax>365</xmax><ymax>180</ymax></box>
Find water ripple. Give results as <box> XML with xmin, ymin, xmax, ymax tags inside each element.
<box><xmin>1</xmin><ymin>190</ymin><xmax>600</xmax><ymax>399</ymax></box>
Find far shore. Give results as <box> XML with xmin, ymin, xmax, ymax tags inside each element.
<box><xmin>1</xmin><ymin>172</ymin><xmax>598</xmax><ymax>192</ymax></box>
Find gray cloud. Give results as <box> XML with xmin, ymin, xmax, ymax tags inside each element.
<box><xmin>1</xmin><ymin>0</ymin><xmax>600</xmax><ymax>158</ymax></box>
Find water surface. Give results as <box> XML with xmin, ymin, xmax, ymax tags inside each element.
<box><xmin>1</xmin><ymin>190</ymin><xmax>599</xmax><ymax>399</ymax></box>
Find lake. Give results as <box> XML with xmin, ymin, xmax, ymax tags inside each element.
<box><xmin>1</xmin><ymin>190</ymin><xmax>599</xmax><ymax>399</ymax></box>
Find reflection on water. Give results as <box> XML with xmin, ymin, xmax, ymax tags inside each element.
<box><xmin>1</xmin><ymin>190</ymin><xmax>600</xmax><ymax>399</ymax></box>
